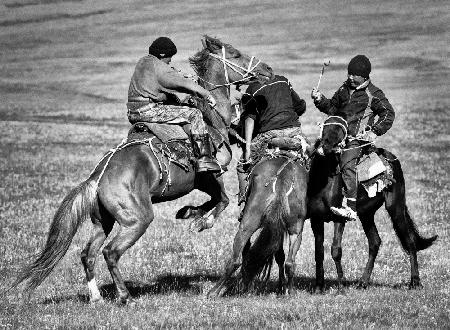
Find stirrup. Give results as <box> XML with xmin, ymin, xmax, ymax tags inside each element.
<box><xmin>330</xmin><ymin>205</ymin><xmax>358</xmax><ymax>222</ymax></box>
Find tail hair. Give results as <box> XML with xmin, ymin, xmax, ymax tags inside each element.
<box><xmin>388</xmin><ymin>157</ymin><xmax>438</xmax><ymax>253</ymax></box>
<box><xmin>241</xmin><ymin>186</ymin><xmax>289</xmax><ymax>287</ymax></box>
<box><xmin>8</xmin><ymin>180</ymin><xmax>97</xmax><ymax>295</ymax></box>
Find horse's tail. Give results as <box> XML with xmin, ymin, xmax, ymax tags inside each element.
<box><xmin>9</xmin><ymin>179</ymin><xmax>98</xmax><ymax>294</ymax></box>
<box><xmin>405</xmin><ymin>206</ymin><xmax>438</xmax><ymax>251</ymax></box>
<box><xmin>386</xmin><ymin>154</ymin><xmax>438</xmax><ymax>253</ymax></box>
<box><xmin>242</xmin><ymin>174</ymin><xmax>291</xmax><ymax>285</ymax></box>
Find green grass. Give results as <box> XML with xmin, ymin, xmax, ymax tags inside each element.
<box><xmin>1</xmin><ymin>0</ymin><xmax>449</xmax><ymax>328</ymax></box>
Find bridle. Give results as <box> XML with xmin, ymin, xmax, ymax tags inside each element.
<box><xmin>199</xmin><ymin>46</ymin><xmax>263</xmax><ymax>94</ymax></box>
<box><xmin>319</xmin><ymin>116</ymin><xmax>348</xmax><ymax>150</ymax></box>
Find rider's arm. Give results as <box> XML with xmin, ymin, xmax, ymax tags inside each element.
<box><xmin>244</xmin><ymin>117</ymin><xmax>255</xmax><ymax>161</ymax></box>
<box><xmin>314</xmin><ymin>86</ymin><xmax>343</xmax><ymax>115</ymax></box>
<box><xmin>370</xmin><ymin>89</ymin><xmax>395</xmax><ymax>136</ymax></box>
<box><xmin>291</xmin><ymin>89</ymin><xmax>306</xmax><ymax>116</ymax></box>
<box><xmin>155</xmin><ymin>60</ymin><xmax>211</xmax><ymax>100</ymax></box>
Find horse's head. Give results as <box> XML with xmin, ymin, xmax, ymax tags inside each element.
<box><xmin>190</xmin><ymin>35</ymin><xmax>273</xmax><ymax>88</ymax></box>
<box><xmin>315</xmin><ymin>116</ymin><xmax>348</xmax><ymax>156</ymax></box>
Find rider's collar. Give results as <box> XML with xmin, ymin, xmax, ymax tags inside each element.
<box><xmin>355</xmin><ymin>79</ymin><xmax>370</xmax><ymax>90</ymax></box>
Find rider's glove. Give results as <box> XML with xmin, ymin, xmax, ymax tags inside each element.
<box><xmin>311</xmin><ymin>88</ymin><xmax>322</xmax><ymax>102</ymax></box>
<box><xmin>206</xmin><ymin>94</ymin><xmax>217</xmax><ymax>108</ymax></box>
<box><xmin>359</xmin><ymin>131</ymin><xmax>377</xmax><ymax>142</ymax></box>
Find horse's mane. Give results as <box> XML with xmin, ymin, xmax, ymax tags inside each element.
<box><xmin>189</xmin><ymin>35</ymin><xmax>240</xmax><ymax>78</ymax></box>
<box><xmin>189</xmin><ymin>35</ymin><xmax>238</xmax><ymax>132</ymax></box>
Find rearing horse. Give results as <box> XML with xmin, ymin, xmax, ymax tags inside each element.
<box><xmin>9</xmin><ymin>35</ymin><xmax>273</xmax><ymax>304</ymax></box>
<box><xmin>308</xmin><ymin>115</ymin><xmax>437</xmax><ymax>292</ymax></box>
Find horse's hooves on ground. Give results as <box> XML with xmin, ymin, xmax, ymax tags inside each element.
<box><xmin>312</xmin><ymin>286</ymin><xmax>324</xmax><ymax>294</ymax></box>
<box><xmin>356</xmin><ymin>280</ymin><xmax>369</xmax><ymax>289</ymax></box>
<box><xmin>408</xmin><ymin>281</ymin><xmax>423</xmax><ymax>290</ymax></box>
<box><xmin>90</xmin><ymin>297</ymin><xmax>105</xmax><ymax>305</ymax></box>
<box><xmin>117</xmin><ymin>296</ymin><xmax>137</xmax><ymax>306</ymax></box>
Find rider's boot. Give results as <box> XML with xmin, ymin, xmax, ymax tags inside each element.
<box><xmin>331</xmin><ymin>197</ymin><xmax>358</xmax><ymax>222</ymax></box>
<box><xmin>191</xmin><ymin>134</ymin><xmax>222</xmax><ymax>173</ymax></box>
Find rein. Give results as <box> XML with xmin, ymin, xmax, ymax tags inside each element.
<box><xmin>198</xmin><ymin>46</ymin><xmax>262</xmax><ymax>94</ymax></box>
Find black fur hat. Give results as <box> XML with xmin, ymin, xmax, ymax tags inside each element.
<box><xmin>149</xmin><ymin>37</ymin><xmax>177</xmax><ymax>58</ymax></box>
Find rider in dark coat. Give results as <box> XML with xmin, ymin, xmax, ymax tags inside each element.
<box><xmin>311</xmin><ymin>55</ymin><xmax>395</xmax><ymax>221</ymax></box>
<box><xmin>237</xmin><ymin>74</ymin><xmax>306</xmax><ymax>206</ymax></box>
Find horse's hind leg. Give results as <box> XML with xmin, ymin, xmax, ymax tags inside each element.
<box><xmin>331</xmin><ymin>222</ymin><xmax>346</xmax><ymax>290</ymax></box>
<box><xmin>384</xmin><ymin>187</ymin><xmax>422</xmax><ymax>289</ymax></box>
<box><xmin>274</xmin><ymin>241</ymin><xmax>286</xmax><ymax>294</ymax></box>
<box><xmin>81</xmin><ymin>216</ymin><xmax>114</xmax><ymax>303</ymax></box>
<box><xmin>207</xmin><ymin>212</ymin><xmax>261</xmax><ymax>298</ymax></box>
<box><xmin>284</xmin><ymin>219</ymin><xmax>305</xmax><ymax>295</ymax></box>
<box><xmin>102</xmin><ymin>202</ymin><xmax>154</xmax><ymax>304</ymax></box>
<box><xmin>358</xmin><ymin>213</ymin><xmax>381</xmax><ymax>288</ymax></box>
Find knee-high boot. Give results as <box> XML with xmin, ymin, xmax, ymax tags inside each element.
<box><xmin>191</xmin><ymin>134</ymin><xmax>221</xmax><ymax>173</ymax></box>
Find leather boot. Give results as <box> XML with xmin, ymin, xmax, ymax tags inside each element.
<box><xmin>191</xmin><ymin>134</ymin><xmax>222</xmax><ymax>173</ymax></box>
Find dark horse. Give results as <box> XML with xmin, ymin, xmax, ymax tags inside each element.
<box><xmin>208</xmin><ymin>149</ymin><xmax>309</xmax><ymax>297</ymax></box>
<box><xmin>308</xmin><ymin>115</ymin><xmax>437</xmax><ymax>292</ymax></box>
<box><xmin>9</xmin><ymin>36</ymin><xmax>273</xmax><ymax>304</ymax></box>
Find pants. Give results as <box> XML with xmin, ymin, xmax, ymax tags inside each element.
<box><xmin>340</xmin><ymin>139</ymin><xmax>364</xmax><ymax>206</ymax></box>
<box><xmin>249</xmin><ymin>126</ymin><xmax>304</xmax><ymax>157</ymax></box>
<box><xmin>236</xmin><ymin>126</ymin><xmax>304</xmax><ymax>204</ymax></box>
<box><xmin>127</xmin><ymin>102</ymin><xmax>207</xmax><ymax>135</ymax></box>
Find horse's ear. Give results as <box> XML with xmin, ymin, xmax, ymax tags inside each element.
<box><xmin>203</xmin><ymin>35</ymin><xmax>221</xmax><ymax>52</ymax></box>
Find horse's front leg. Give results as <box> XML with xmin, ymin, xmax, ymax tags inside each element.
<box><xmin>311</xmin><ymin>218</ymin><xmax>325</xmax><ymax>293</ymax></box>
<box><xmin>331</xmin><ymin>221</ymin><xmax>346</xmax><ymax>291</ymax></box>
<box><xmin>190</xmin><ymin>146</ymin><xmax>231</xmax><ymax>232</ymax></box>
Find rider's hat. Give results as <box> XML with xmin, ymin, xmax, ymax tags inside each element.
<box><xmin>348</xmin><ymin>55</ymin><xmax>371</xmax><ymax>78</ymax></box>
<box><xmin>149</xmin><ymin>37</ymin><xmax>177</xmax><ymax>59</ymax></box>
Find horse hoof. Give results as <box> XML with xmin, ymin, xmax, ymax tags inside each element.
<box><xmin>117</xmin><ymin>296</ymin><xmax>136</xmax><ymax>306</ymax></box>
<box><xmin>356</xmin><ymin>280</ymin><xmax>368</xmax><ymax>289</ymax></box>
<box><xmin>90</xmin><ymin>296</ymin><xmax>104</xmax><ymax>304</ymax></box>
<box><xmin>189</xmin><ymin>216</ymin><xmax>214</xmax><ymax>233</ymax></box>
<box><xmin>313</xmin><ymin>286</ymin><xmax>324</xmax><ymax>294</ymax></box>
<box><xmin>409</xmin><ymin>280</ymin><xmax>423</xmax><ymax>290</ymax></box>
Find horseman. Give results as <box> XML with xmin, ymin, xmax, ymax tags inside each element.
<box><xmin>311</xmin><ymin>55</ymin><xmax>395</xmax><ymax>221</ymax></box>
<box><xmin>127</xmin><ymin>36</ymin><xmax>221</xmax><ymax>173</ymax></box>
<box><xmin>237</xmin><ymin>74</ymin><xmax>307</xmax><ymax>209</ymax></box>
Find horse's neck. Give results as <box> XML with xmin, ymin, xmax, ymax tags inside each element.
<box><xmin>308</xmin><ymin>155</ymin><xmax>340</xmax><ymax>196</ymax></box>
<box><xmin>201</xmin><ymin>70</ymin><xmax>232</xmax><ymax>128</ymax></box>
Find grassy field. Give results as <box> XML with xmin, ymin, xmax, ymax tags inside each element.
<box><xmin>1</xmin><ymin>0</ymin><xmax>449</xmax><ymax>328</ymax></box>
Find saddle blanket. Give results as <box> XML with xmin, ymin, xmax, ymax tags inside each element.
<box><xmin>127</xmin><ymin>123</ymin><xmax>194</xmax><ymax>172</ymax></box>
<box><xmin>357</xmin><ymin>152</ymin><xmax>394</xmax><ymax>198</ymax></box>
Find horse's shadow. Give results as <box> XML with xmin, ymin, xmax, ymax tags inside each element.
<box><xmin>42</xmin><ymin>273</ymin><xmax>221</xmax><ymax>305</ymax></box>
<box><xmin>41</xmin><ymin>273</ymin><xmax>410</xmax><ymax>305</ymax></box>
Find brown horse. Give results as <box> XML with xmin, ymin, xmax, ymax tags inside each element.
<box><xmin>308</xmin><ymin>116</ymin><xmax>437</xmax><ymax>292</ymax></box>
<box><xmin>208</xmin><ymin>151</ymin><xmax>309</xmax><ymax>297</ymax></box>
<box><xmin>8</xmin><ymin>35</ymin><xmax>273</xmax><ymax>304</ymax></box>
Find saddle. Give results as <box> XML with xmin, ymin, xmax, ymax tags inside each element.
<box><xmin>356</xmin><ymin>149</ymin><xmax>395</xmax><ymax>197</ymax></box>
<box><xmin>127</xmin><ymin>122</ymin><xmax>194</xmax><ymax>171</ymax></box>
<box><xmin>246</xmin><ymin>136</ymin><xmax>310</xmax><ymax>172</ymax></box>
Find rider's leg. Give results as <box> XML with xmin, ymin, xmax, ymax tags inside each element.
<box><xmin>127</xmin><ymin>103</ymin><xmax>221</xmax><ymax>172</ymax></box>
<box><xmin>331</xmin><ymin>140</ymin><xmax>362</xmax><ymax>221</ymax></box>
<box><xmin>189</xmin><ymin>108</ymin><xmax>221</xmax><ymax>173</ymax></box>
